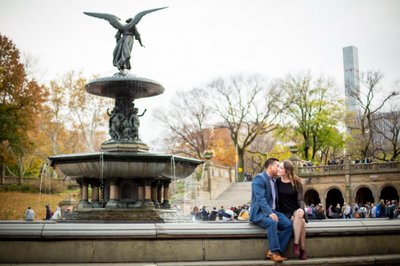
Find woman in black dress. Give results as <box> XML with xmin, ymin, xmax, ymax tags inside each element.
<box><xmin>276</xmin><ymin>160</ymin><xmax>307</xmax><ymax>260</ymax></box>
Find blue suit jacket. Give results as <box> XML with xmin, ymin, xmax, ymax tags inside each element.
<box><xmin>249</xmin><ymin>171</ymin><xmax>276</xmax><ymax>223</ymax></box>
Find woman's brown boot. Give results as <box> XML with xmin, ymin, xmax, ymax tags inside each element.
<box><xmin>300</xmin><ymin>249</ymin><xmax>307</xmax><ymax>260</ymax></box>
<box><xmin>293</xmin><ymin>243</ymin><xmax>300</xmax><ymax>257</ymax></box>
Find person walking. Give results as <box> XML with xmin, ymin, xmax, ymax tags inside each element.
<box><xmin>276</xmin><ymin>160</ymin><xmax>308</xmax><ymax>260</ymax></box>
<box><xmin>249</xmin><ymin>158</ymin><xmax>293</xmax><ymax>262</ymax></box>
<box><xmin>45</xmin><ymin>204</ymin><xmax>53</xmax><ymax>220</ymax></box>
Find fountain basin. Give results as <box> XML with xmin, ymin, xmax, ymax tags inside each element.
<box><xmin>48</xmin><ymin>152</ymin><xmax>203</xmax><ymax>180</ymax></box>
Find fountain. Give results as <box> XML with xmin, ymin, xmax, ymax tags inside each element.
<box><xmin>48</xmin><ymin>7</ymin><xmax>203</xmax><ymax>222</ymax></box>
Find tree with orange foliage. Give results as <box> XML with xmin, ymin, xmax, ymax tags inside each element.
<box><xmin>0</xmin><ymin>34</ymin><xmax>47</xmax><ymax>182</ymax></box>
<box><xmin>208</xmin><ymin>127</ymin><xmax>236</xmax><ymax>167</ymax></box>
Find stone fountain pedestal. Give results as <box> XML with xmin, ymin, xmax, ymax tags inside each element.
<box><xmin>49</xmin><ymin>72</ymin><xmax>203</xmax><ymax>222</ymax></box>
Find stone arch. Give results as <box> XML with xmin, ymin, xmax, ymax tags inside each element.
<box><xmin>379</xmin><ymin>184</ymin><xmax>400</xmax><ymax>202</ymax></box>
<box><xmin>354</xmin><ymin>185</ymin><xmax>375</xmax><ymax>205</ymax></box>
<box><xmin>304</xmin><ymin>188</ymin><xmax>320</xmax><ymax>205</ymax></box>
<box><xmin>324</xmin><ymin>186</ymin><xmax>344</xmax><ymax>213</ymax></box>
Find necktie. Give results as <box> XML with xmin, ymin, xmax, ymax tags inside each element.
<box><xmin>270</xmin><ymin>178</ymin><xmax>276</xmax><ymax>209</ymax></box>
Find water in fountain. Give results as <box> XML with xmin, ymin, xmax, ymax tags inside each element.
<box><xmin>37</xmin><ymin>162</ymin><xmax>47</xmax><ymax>212</ymax></box>
<box><xmin>182</xmin><ymin>170</ymin><xmax>199</xmax><ymax>220</ymax></box>
<box><xmin>196</xmin><ymin>162</ymin><xmax>207</xmax><ymax>208</ymax></box>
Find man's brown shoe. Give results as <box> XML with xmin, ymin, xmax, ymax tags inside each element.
<box><xmin>266</xmin><ymin>251</ymin><xmax>288</xmax><ymax>262</ymax></box>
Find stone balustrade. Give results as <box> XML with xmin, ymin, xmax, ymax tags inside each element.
<box><xmin>298</xmin><ymin>161</ymin><xmax>400</xmax><ymax>177</ymax></box>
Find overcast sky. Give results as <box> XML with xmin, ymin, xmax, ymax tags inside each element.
<box><xmin>1</xmin><ymin>0</ymin><xmax>399</xmax><ymax>145</ymax></box>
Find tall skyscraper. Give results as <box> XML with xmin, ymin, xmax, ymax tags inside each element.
<box><xmin>343</xmin><ymin>46</ymin><xmax>360</xmax><ymax>114</ymax></box>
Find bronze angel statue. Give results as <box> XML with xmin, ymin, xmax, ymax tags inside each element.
<box><xmin>84</xmin><ymin>7</ymin><xmax>168</xmax><ymax>72</ymax></box>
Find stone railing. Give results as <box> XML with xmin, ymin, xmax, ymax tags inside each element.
<box><xmin>298</xmin><ymin>161</ymin><xmax>400</xmax><ymax>177</ymax></box>
<box><xmin>351</xmin><ymin>161</ymin><xmax>400</xmax><ymax>173</ymax></box>
<box><xmin>299</xmin><ymin>164</ymin><xmax>344</xmax><ymax>175</ymax></box>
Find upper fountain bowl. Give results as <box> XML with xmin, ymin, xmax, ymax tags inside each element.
<box><xmin>85</xmin><ymin>72</ymin><xmax>165</xmax><ymax>99</ymax></box>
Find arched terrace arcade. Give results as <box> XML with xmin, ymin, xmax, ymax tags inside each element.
<box><xmin>379</xmin><ymin>185</ymin><xmax>399</xmax><ymax>202</ymax></box>
<box><xmin>297</xmin><ymin>160</ymin><xmax>400</xmax><ymax>207</ymax></box>
<box><xmin>304</xmin><ymin>189</ymin><xmax>321</xmax><ymax>205</ymax></box>
<box><xmin>354</xmin><ymin>186</ymin><xmax>375</xmax><ymax>204</ymax></box>
<box><xmin>325</xmin><ymin>187</ymin><xmax>344</xmax><ymax>210</ymax></box>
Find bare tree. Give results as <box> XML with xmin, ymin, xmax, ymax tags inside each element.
<box><xmin>348</xmin><ymin>71</ymin><xmax>400</xmax><ymax>159</ymax></box>
<box><xmin>153</xmin><ymin>88</ymin><xmax>213</xmax><ymax>158</ymax></box>
<box><xmin>208</xmin><ymin>73</ymin><xmax>283</xmax><ymax>181</ymax></box>
<box><xmin>372</xmin><ymin>103</ymin><xmax>400</xmax><ymax>161</ymax></box>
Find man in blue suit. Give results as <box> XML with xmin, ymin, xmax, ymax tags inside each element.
<box><xmin>250</xmin><ymin>158</ymin><xmax>293</xmax><ymax>262</ymax></box>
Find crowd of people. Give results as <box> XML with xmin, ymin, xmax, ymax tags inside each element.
<box><xmin>321</xmin><ymin>200</ymin><xmax>400</xmax><ymax>219</ymax></box>
<box><xmin>303</xmin><ymin>204</ymin><xmax>327</xmax><ymax>220</ymax></box>
<box><xmin>191</xmin><ymin>200</ymin><xmax>400</xmax><ymax>223</ymax></box>
<box><xmin>191</xmin><ymin>205</ymin><xmax>250</xmax><ymax>222</ymax></box>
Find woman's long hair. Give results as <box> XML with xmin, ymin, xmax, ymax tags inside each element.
<box><xmin>282</xmin><ymin>160</ymin><xmax>302</xmax><ymax>190</ymax></box>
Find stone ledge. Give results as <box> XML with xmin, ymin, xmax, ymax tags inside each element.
<box><xmin>0</xmin><ymin>219</ymin><xmax>399</xmax><ymax>239</ymax></box>
<box><xmin>0</xmin><ymin>220</ymin><xmax>399</xmax><ymax>263</ymax></box>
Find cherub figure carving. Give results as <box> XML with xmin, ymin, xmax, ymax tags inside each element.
<box><xmin>84</xmin><ymin>7</ymin><xmax>168</xmax><ymax>72</ymax></box>
<box><xmin>107</xmin><ymin>107</ymin><xmax>125</xmax><ymax>140</ymax></box>
<box><xmin>129</xmin><ymin>107</ymin><xmax>147</xmax><ymax>140</ymax></box>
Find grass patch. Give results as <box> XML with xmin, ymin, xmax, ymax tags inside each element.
<box><xmin>0</xmin><ymin>191</ymin><xmax>79</xmax><ymax>220</ymax></box>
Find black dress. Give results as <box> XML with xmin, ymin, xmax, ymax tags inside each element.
<box><xmin>276</xmin><ymin>178</ymin><xmax>299</xmax><ymax>219</ymax></box>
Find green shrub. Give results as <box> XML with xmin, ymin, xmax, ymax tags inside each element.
<box><xmin>0</xmin><ymin>184</ymin><xmax>29</xmax><ymax>192</ymax></box>
<box><xmin>0</xmin><ymin>180</ymin><xmax>68</xmax><ymax>194</ymax></box>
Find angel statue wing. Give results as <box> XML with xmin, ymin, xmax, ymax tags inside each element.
<box><xmin>83</xmin><ymin>12</ymin><xmax>124</xmax><ymax>30</ymax></box>
<box><xmin>127</xmin><ymin>6</ymin><xmax>169</xmax><ymax>29</ymax></box>
<box><xmin>84</xmin><ymin>7</ymin><xmax>168</xmax><ymax>30</ymax></box>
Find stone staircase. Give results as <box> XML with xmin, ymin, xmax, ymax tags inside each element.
<box><xmin>194</xmin><ymin>182</ymin><xmax>252</xmax><ymax>208</ymax></box>
<box><xmin>216</xmin><ymin>181</ymin><xmax>252</xmax><ymax>202</ymax></box>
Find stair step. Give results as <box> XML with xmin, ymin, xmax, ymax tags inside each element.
<box><xmin>9</xmin><ymin>254</ymin><xmax>400</xmax><ymax>266</ymax></box>
<box><xmin>216</xmin><ymin>182</ymin><xmax>251</xmax><ymax>200</ymax></box>
<box><xmin>159</xmin><ymin>254</ymin><xmax>400</xmax><ymax>265</ymax></box>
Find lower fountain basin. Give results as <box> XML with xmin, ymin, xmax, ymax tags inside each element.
<box><xmin>65</xmin><ymin>208</ymin><xmax>190</xmax><ymax>223</ymax></box>
<box><xmin>48</xmin><ymin>152</ymin><xmax>203</xmax><ymax>180</ymax></box>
